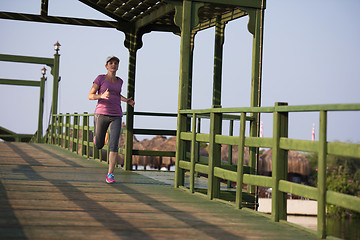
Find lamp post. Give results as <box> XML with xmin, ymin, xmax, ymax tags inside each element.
<box><xmin>51</xmin><ymin>41</ymin><xmax>61</xmax><ymax>117</ymax></box>
<box><xmin>50</xmin><ymin>42</ymin><xmax>61</xmax><ymax>144</ymax></box>
<box><xmin>37</xmin><ymin>67</ymin><xmax>47</xmax><ymax>143</ymax></box>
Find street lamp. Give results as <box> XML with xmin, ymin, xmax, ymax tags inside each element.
<box><xmin>54</xmin><ymin>41</ymin><xmax>61</xmax><ymax>54</ymax></box>
<box><xmin>41</xmin><ymin>67</ymin><xmax>47</xmax><ymax>77</ymax></box>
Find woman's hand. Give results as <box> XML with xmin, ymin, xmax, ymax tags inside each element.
<box><xmin>101</xmin><ymin>89</ymin><xmax>110</xmax><ymax>99</ymax></box>
<box><xmin>126</xmin><ymin>97</ymin><xmax>135</xmax><ymax>107</ymax></box>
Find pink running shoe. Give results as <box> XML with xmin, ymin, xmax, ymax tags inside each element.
<box><xmin>106</xmin><ymin>173</ymin><xmax>115</xmax><ymax>184</ymax></box>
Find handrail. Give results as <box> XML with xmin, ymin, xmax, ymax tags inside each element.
<box><xmin>46</xmin><ymin>104</ymin><xmax>360</xmax><ymax>239</ymax></box>
<box><xmin>47</xmin><ymin>111</ymin><xmax>178</xmax><ymax>165</ymax></box>
<box><xmin>177</xmin><ymin>102</ymin><xmax>360</xmax><ymax>239</ymax></box>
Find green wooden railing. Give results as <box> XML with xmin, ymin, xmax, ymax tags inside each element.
<box><xmin>47</xmin><ymin>112</ymin><xmax>177</xmax><ymax>165</ymax></box>
<box><xmin>47</xmin><ymin>103</ymin><xmax>360</xmax><ymax>239</ymax></box>
<box><xmin>176</xmin><ymin>102</ymin><xmax>360</xmax><ymax>239</ymax></box>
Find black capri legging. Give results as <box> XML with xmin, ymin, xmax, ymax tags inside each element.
<box><xmin>94</xmin><ymin>114</ymin><xmax>122</xmax><ymax>152</ymax></box>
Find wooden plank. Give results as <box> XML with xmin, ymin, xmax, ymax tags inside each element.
<box><xmin>0</xmin><ymin>142</ymin><xmax>318</xmax><ymax>240</ymax></box>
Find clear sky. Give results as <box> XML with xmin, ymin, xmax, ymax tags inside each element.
<box><xmin>0</xmin><ymin>0</ymin><xmax>359</xmax><ymax>143</ymax></box>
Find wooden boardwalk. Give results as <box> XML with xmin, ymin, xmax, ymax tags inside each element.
<box><xmin>0</xmin><ymin>142</ymin><xmax>317</xmax><ymax>240</ymax></box>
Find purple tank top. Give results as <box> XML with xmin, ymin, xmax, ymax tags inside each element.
<box><xmin>93</xmin><ymin>75</ymin><xmax>123</xmax><ymax>116</ymax></box>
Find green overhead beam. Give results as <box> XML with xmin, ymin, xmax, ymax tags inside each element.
<box><xmin>78</xmin><ymin>0</ymin><xmax>131</xmax><ymax>29</ymax></box>
<box><xmin>172</xmin><ymin>0</ymin><xmax>265</xmax><ymax>8</ymax></box>
<box><xmin>0</xmin><ymin>79</ymin><xmax>41</xmax><ymax>87</ymax></box>
<box><xmin>0</xmin><ymin>53</ymin><xmax>53</xmax><ymax>66</ymax></box>
<box><xmin>135</xmin><ymin>4</ymin><xmax>175</xmax><ymax>30</ymax></box>
<box><xmin>0</xmin><ymin>11</ymin><xmax>119</xmax><ymax>29</ymax></box>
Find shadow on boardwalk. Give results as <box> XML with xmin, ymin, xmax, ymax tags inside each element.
<box><xmin>0</xmin><ymin>142</ymin><xmax>317</xmax><ymax>240</ymax></box>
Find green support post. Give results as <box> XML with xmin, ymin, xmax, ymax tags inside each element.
<box><xmin>51</xmin><ymin>46</ymin><xmax>60</xmax><ymax>118</ymax></box>
<box><xmin>212</xmin><ymin>16</ymin><xmax>225</xmax><ymax>107</ymax></box>
<box><xmin>37</xmin><ymin>74</ymin><xmax>46</xmax><ymax>143</ymax></box>
<box><xmin>317</xmin><ymin>110</ymin><xmax>327</xmax><ymax>239</ymax></box>
<box><xmin>124</xmin><ymin>32</ymin><xmax>138</xmax><ymax>171</ymax></box>
<box><xmin>175</xmin><ymin>0</ymin><xmax>196</xmax><ymax>188</ymax></box>
<box><xmin>248</xmin><ymin>6</ymin><xmax>265</xmax><ymax>195</ymax></box>
<box><xmin>272</xmin><ymin>102</ymin><xmax>288</xmax><ymax>222</ymax></box>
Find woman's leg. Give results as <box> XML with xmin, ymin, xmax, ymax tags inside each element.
<box><xmin>108</xmin><ymin>116</ymin><xmax>122</xmax><ymax>174</ymax></box>
<box><xmin>94</xmin><ymin>114</ymin><xmax>110</xmax><ymax>149</ymax></box>
<box><xmin>108</xmin><ymin>151</ymin><xmax>118</xmax><ymax>174</ymax></box>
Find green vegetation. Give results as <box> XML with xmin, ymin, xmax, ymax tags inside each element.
<box><xmin>305</xmin><ymin>151</ymin><xmax>360</xmax><ymax>218</ymax></box>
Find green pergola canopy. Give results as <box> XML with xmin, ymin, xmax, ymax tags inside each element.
<box><xmin>0</xmin><ymin>0</ymin><xmax>264</xmax><ymax>35</ymax></box>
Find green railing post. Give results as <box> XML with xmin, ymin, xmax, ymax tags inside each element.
<box><xmin>190</xmin><ymin>113</ymin><xmax>197</xmax><ymax>193</ymax></box>
<box><xmin>37</xmin><ymin>74</ymin><xmax>46</xmax><ymax>143</ymax></box>
<box><xmin>208</xmin><ymin>107</ymin><xmax>222</xmax><ymax>199</ymax></box>
<box><xmin>72</xmin><ymin>113</ymin><xmax>78</xmax><ymax>153</ymax></box>
<box><xmin>235</xmin><ymin>112</ymin><xmax>246</xmax><ymax>209</ymax></box>
<box><xmin>317</xmin><ymin>110</ymin><xmax>327</xmax><ymax>239</ymax></box>
<box><xmin>86</xmin><ymin>114</ymin><xmax>90</xmax><ymax>158</ymax></box>
<box><xmin>272</xmin><ymin>102</ymin><xmax>288</xmax><ymax>222</ymax></box>
<box><xmin>65</xmin><ymin>114</ymin><xmax>70</xmax><ymax>150</ymax></box>
<box><xmin>58</xmin><ymin>114</ymin><xmax>63</xmax><ymax>147</ymax></box>
<box><xmin>227</xmin><ymin>119</ymin><xmax>234</xmax><ymax>188</ymax></box>
<box><xmin>82</xmin><ymin>112</ymin><xmax>88</xmax><ymax>157</ymax></box>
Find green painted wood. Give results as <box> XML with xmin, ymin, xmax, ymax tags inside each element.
<box><xmin>190</xmin><ymin>113</ymin><xmax>197</xmax><ymax>193</ymax></box>
<box><xmin>51</xmin><ymin>52</ymin><xmax>60</xmax><ymax>117</ymax></box>
<box><xmin>124</xmin><ymin>32</ymin><xmax>138</xmax><ymax>171</ymax></box>
<box><xmin>276</xmin><ymin>103</ymin><xmax>360</xmax><ymax>112</ymax></box>
<box><xmin>179</xmin><ymin>159</ymin><xmax>191</xmax><ymax>170</ymax></box>
<box><xmin>327</xmin><ymin>141</ymin><xmax>360</xmax><ymax>159</ymax></box>
<box><xmin>132</xmin><ymin>150</ymin><xmax>176</xmax><ymax>157</ymax></box>
<box><xmin>243</xmin><ymin>174</ymin><xmax>272</xmax><ymax>188</ymax></box>
<box><xmin>278</xmin><ymin>180</ymin><xmax>318</xmax><ymax>200</ymax></box>
<box><xmin>72</xmin><ymin>113</ymin><xmax>78</xmax><ymax>152</ymax></box>
<box><xmin>0</xmin><ymin>78</ymin><xmax>41</xmax><ymax>87</ymax></box>
<box><xmin>272</xmin><ymin>102</ymin><xmax>288</xmax><ymax>222</ymax></box>
<box><xmin>135</xmin><ymin>4</ymin><xmax>175</xmax><ymax>30</ymax></box>
<box><xmin>280</xmin><ymin>138</ymin><xmax>318</xmax><ymax>153</ymax></box>
<box><xmin>133</xmin><ymin>129</ymin><xmax>176</xmax><ymax>136</ymax></box>
<box><xmin>212</xmin><ymin>16</ymin><xmax>224</xmax><ymax>107</ymax></box>
<box><xmin>190</xmin><ymin>0</ymin><xmax>265</xmax><ymax>8</ymax></box>
<box><xmin>248</xmin><ymin>6</ymin><xmax>265</xmax><ymax>196</ymax></box>
<box><xmin>175</xmin><ymin>0</ymin><xmax>195</xmax><ymax>188</ymax></box>
<box><xmin>214</xmin><ymin>167</ymin><xmax>236</xmax><ymax>181</ymax></box>
<box><xmin>317</xmin><ymin>110</ymin><xmax>327</xmax><ymax>239</ymax></box>
<box><xmin>195</xmin><ymin>162</ymin><xmax>209</xmax><ymax>174</ymax></box>
<box><xmin>227</xmin><ymin>120</ymin><xmax>234</xmax><ymax>188</ymax></box>
<box><xmin>81</xmin><ymin>112</ymin><xmax>88</xmax><ymax>157</ymax></box>
<box><xmin>327</xmin><ymin>190</ymin><xmax>360</xmax><ymax>213</ymax></box>
<box><xmin>41</xmin><ymin>0</ymin><xmax>48</xmax><ymax>16</ymax></box>
<box><xmin>37</xmin><ymin>76</ymin><xmax>46</xmax><ymax>143</ymax></box>
<box><xmin>58</xmin><ymin>115</ymin><xmax>64</xmax><ymax>147</ymax></box>
<box><xmin>0</xmin><ymin>53</ymin><xmax>53</xmax><ymax>66</ymax></box>
<box><xmin>245</xmin><ymin>137</ymin><xmax>272</xmax><ymax>148</ymax></box>
<box><xmin>236</xmin><ymin>112</ymin><xmax>246</xmax><ymax>208</ymax></box>
<box><xmin>208</xmin><ymin>111</ymin><xmax>222</xmax><ymax>199</ymax></box>
<box><xmin>0</xmin><ymin>11</ymin><xmax>119</xmax><ymax>29</ymax></box>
